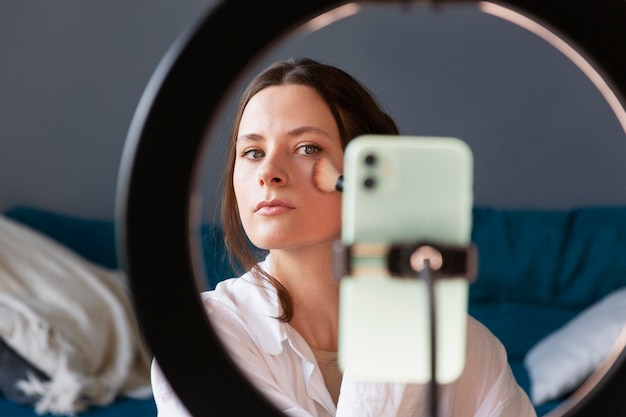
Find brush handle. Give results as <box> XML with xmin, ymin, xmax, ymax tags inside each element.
<box><xmin>336</xmin><ymin>175</ymin><xmax>344</xmax><ymax>192</ymax></box>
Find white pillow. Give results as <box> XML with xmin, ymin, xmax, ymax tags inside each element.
<box><xmin>524</xmin><ymin>287</ymin><xmax>626</xmax><ymax>405</ymax></box>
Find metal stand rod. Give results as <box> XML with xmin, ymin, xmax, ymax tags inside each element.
<box><xmin>420</xmin><ymin>259</ymin><xmax>438</xmax><ymax>417</ymax></box>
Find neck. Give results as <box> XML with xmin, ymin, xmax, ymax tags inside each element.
<box><xmin>270</xmin><ymin>244</ymin><xmax>340</xmax><ymax>351</ymax></box>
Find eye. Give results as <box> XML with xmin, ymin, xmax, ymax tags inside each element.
<box><xmin>297</xmin><ymin>144</ymin><xmax>321</xmax><ymax>155</ymax></box>
<box><xmin>242</xmin><ymin>148</ymin><xmax>264</xmax><ymax>160</ymax></box>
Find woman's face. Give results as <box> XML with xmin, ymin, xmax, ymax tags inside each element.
<box><xmin>233</xmin><ymin>84</ymin><xmax>344</xmax><ymax>251</ymax></box>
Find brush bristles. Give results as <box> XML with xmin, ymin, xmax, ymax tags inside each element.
<box><xmin>313</xmin><ymin>158</ymin><xmax>342</xmax><ymax>193</ymax></box>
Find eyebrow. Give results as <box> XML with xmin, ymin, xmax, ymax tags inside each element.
<box><xmin>288</xmin><ymin>126</ymin><xmax>333</xmax><ymax>138</ymax></box>
<box><xmin>237</xmin><ymin>126</ymin><xmax>333</xmax><ymax>143</ymax></box>
<box><xmin>236</xmin><ymin>133</ymin><xmax>262</xmax><ymax>143</ymax></box>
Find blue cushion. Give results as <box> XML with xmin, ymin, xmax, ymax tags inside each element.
<box><xmin>468</xmin><ymin>302</ymin><xmax>580</xmax><ymax>361</ymax></box>
<box><xmin>470</xmin><ymin>206</ymin><xmax>626</xmax><ymax>308</ymax></box>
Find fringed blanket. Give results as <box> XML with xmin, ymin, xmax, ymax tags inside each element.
<box><xmin>0</xmin><ymin>215</ymin><xmax>151</xmax><ymax>415</ymax></box>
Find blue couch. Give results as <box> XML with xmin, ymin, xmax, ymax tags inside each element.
<box><xmin>470</xmin><ymin>207</ymin><xmax>626</xmax><ymax>415</ymax></box>
<box><xmin>3</xmin><ymin>205</ymin><xmax>626</xmax><ymax>416</ymax></box>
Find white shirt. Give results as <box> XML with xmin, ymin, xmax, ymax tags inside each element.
<box><xmin>152</xmin><ymin>259</ymin><xmax>536</xmax><ymax>417</ymax></box>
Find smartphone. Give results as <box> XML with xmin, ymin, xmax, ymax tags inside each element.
<box><xmin>337</xmin><ymin>135</ymin><xmax>474</xmax><ymax>384</ymax></box>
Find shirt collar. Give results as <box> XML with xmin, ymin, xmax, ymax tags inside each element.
<box><xmin>236</xmin><ymin>256</ymin><xmax>289</xmax><ymax>355</ymax></box>
<box><xmin>231</xmin><ymin>257</ymin><xmax>337</xmax><ymax>413</ymax></box>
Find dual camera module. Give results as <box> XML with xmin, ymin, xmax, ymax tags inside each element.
<box><xmin>363</xmin><ymin>153</ymin><xmax>377</xmax><ymax>190</ymax></box>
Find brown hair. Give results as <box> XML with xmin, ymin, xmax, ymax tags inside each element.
<box><xmin>221</xmin><ymin>57</ymin><xmax>399</xmax><ymax>321</ymax></box>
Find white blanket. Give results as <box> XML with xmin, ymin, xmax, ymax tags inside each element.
<box><xmin>0</xmin><ymin>215</ymin><xmax>152</xmax><ymax>415</ymax></box>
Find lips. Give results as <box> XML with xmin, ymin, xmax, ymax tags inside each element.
<box><xmin>255</xmin><ymin>199</ymin><xmax>295</xmax><ymax>215</ymax></box>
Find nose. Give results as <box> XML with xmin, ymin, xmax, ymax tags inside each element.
<box><xmin>258</xmin><ymin>154</ymin><xmax>289</xmax><ymax>187</ymax></box>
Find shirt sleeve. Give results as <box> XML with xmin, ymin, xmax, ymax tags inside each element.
<box><xmin>151</xmin><ymin>359</ymin><xmax>193</xmax><ymax>417</ymax></box>
<box><xmin>336</xmin><ymin>317</ymin><xmax>537</xmax><ymax>417</ymax></box>
<box><xmin>456</xmin><ymin>318</ymin><xmax>537</xmax><ymax>417</ymax></box>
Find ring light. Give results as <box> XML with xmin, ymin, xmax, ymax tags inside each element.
<box><xmin>116</xmin><ymin>1</ymin><xmax>626</xmax><ymax>416</ymax></box>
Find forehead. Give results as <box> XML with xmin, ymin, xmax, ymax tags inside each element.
<box><xmin>238</xmin><ymin>84</ymin><xmax>338</xmax><ymax>135</ymax></box>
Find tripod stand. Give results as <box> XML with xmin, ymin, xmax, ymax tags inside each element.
<box><xmin>335</xmin><ymin>241</ymin><xmax>477</xmax><ymax>417</ymax></box>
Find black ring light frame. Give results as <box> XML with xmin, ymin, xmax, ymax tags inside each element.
<box><xmin>117</xmin><ymin>0</ymin><xmax>626</xmax><ymax>416</ymax></box>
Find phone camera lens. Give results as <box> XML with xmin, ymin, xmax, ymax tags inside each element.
<box><xmin>364</xmin><ymin>154</ymin><xmax>376</xmax><ymax>166</ymax></box>
<box><xmin>363</xmin><ymin>177</ymin><xmax>376</xmax><ymax>189</ymax></box>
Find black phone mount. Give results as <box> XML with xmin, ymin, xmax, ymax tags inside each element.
<box><xmin>333</xmin><ymin>241</ymin><xmax>478</xmax><ymax>417</ymax></box>
<box><xmin>334</xmin><ymin>241</ymin><xmax>478</xmax><ymax>282</ymax></box>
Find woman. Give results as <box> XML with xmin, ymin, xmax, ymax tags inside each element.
<box><xmin>152</xmin><ymin>57</ymin><xmax>535</xmax><ymax>416</ymax></box>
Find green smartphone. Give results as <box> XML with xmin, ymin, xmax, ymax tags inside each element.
<box><xmin>338</xmin><ymin>135</ymin><xmax>474</xmax><ymax>384</ymax></box>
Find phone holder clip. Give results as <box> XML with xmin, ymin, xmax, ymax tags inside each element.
<box><xmin>333</xmin><ymin>240</ymin><xmax>478</xmax><ymax>282</ymax></box>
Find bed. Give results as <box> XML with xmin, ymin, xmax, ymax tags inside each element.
<box><xmin>2</xmin><ymin>204</ymin><xmax>625</xmax><ymax>416</ymax></box>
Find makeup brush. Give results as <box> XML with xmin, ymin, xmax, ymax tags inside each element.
<box><xmin>312</xmin><ymin>157</ymin><xmax>344</xmax><ymax>192</ymax></box>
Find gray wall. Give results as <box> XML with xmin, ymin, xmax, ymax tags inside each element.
<box><xmin>0</xmin><ymin>0</ymin><xmax>216</xmax><ymax>219</ymax></box>
<box><xmin>2</xmin><ymin>2</ymin><xmax>625</xmax><ymax>221</ymax></box>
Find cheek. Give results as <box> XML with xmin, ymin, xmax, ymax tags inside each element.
<box><xmin>320</xmin><ymin>194</ymin><xmax>343</xmax><ymax>232</ymax></box>
<box><xmin>232</xmin><ymin>169</ymin><xmax>251</xmax><ymax>219</ymax></box>
<box><xmin>232</xmin><ymin>161</ymin><xmax>250</xmax><ymax>199</ymax></box>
